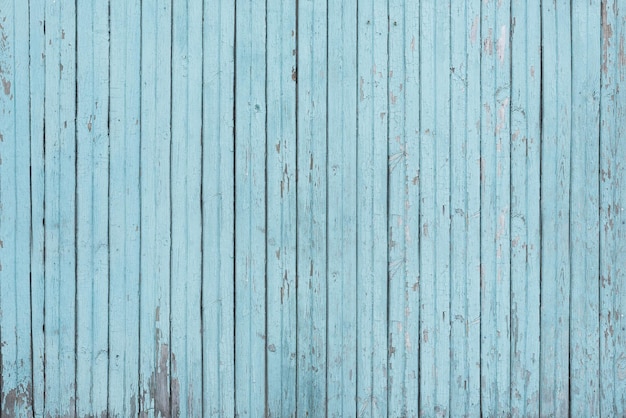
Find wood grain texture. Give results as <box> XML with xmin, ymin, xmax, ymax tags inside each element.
<box><xmin>1</xmin><ymin>1</ymin><xmax>626</xmax><ymax>416</ymax></box>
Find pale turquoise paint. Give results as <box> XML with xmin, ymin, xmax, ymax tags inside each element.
<box><xmin>1</xmin><ymin>1</ymin><xmax>625</xmax><ymax>417</ymax></box>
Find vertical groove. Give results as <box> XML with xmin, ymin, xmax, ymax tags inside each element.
<box><xmin>232</xmin><ymin>0</ymin><xmax>237</xmax><ymax>413</ymax></box>
<box><xmin>199</xmin><ymin>0</ymin><xmax>205</xmax><ymax>414</ymax></box>
<box><xmin>537</xmin><ymin>0</ymin><xmax>543</xmax><ymax>414</ymax></box>
<box><xmin>264</xmin><ymin>0</ymin><xmax>269</xmax><ymax>412</ymax></box>
<box><xmin>106</xmin><ymin>0</ymin><xmax>112</xmax><ymax>412</ymax></box>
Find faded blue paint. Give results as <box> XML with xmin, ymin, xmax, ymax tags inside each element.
<box><xmin>0</xmin><ymin>0</ymin><xmax>625</xmax><ymax>417</ymax></box>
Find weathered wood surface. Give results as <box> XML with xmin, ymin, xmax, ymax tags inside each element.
<box><xmin>0</xmin><ymin>0</ymin><xmax>625</xmax><ymax>416</ymax></box>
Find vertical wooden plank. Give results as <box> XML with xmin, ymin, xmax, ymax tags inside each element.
<box><xmin>465</xmin><ymin>1</ymin><xmax>482</xmax><ymax>415</ymax></box>
<box><xmin>201</xmin><ymin>0</ymin><xmax>236</xmax><ymax>415</ymax></box>
<box><xmin>234</xmin><ymin>0</ymin><xmax>267</xmax><ymax>415</ymax></box>
<box><xmin>170</xmin><ymin>0</ymin><xmax>203</xmax><ymax>415</ymax></box>
<box><xmin>449</xmin><ymin>1</ymin><xmax>481</xmax><ymax>415</ymax></box>
<box><xmin>480</xmin><ymin>0</ymin><xmax>512</xmax><ymax>414</ymax></box>
<box><xmin>0</xmin><ymin>0</ymin><xmax>33</xmax><ymax>415</ymax></box>
<box><xmin>42</xmin><ymin>0</ymin><xmax>77</xmax><ymax>415</ymax></box>
<box><xmin>29</xmin><ymin>0</ymin><xmax>46</xmax><ymax>415</ymax></box>
<box><xmin>419</xmin><ymin>0</ymin><xmax>450</xmax><ymax>415</ymax></box>
<box><xmin>108</xmin><ymin>0</ymin><xmax>141</xmax><ymax>414</ymax></box>
<box><xmin>569</xmin><ymin>1</ymin><xmax>601</xmax><ymax>416</ymax></box>
<box><xmin>600</xmin><ymin>0</ymin><xmax>626</xmax><ymax>415</ymax></box>
<box><xmin>510</xmin><ymin>0</ymin><xmax>542</xmax><ymax>415</ymax></box>
<box><xmin>296</xmin><ymin>0</ymin><xmax>327</xmax><ymax>414</ymax></box>
<box><xmin>265</xmin><ymin>0</ymin><xmax>297</xmax><ymax>415</ymax></box>
<box><xmin>540</xmin><ymin>0</ymin><xmax>572</xmax><ymax>416</ymax></box>
<box><xmin>387</xmin><ymin>0</ymin><xmax>409</xmax><ymax>415</ymax></box>
<box><xmin>75</xmin><ymin>0</ymin><xmax>109</xmax><ymax>414</ymax></box>
<box><xmin>139</xmin><ymin>0</ymin><xmax>172</xmax><ymax>416</ymax></box>
<box><xmin>356</xmin><ymin>0</ymin><xmax>388</xmax><ymax>415</ymax></box>
<box><xmin>387</xmin><ymin>0</ymin><xmax>421</xmax><ymax>415</ymax></box>
<box><xmin>326</xmin><ymin>0</ymin><xmax>357</xmax><ymax>415</ymax></box>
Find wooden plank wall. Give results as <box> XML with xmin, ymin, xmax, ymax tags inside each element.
<box><xmin>0</xmin><ymin>0</ymin><xmax>625</xmax><ymax>417</ymax></box>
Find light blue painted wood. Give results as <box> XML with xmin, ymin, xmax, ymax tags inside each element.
<box><xmin>108</xmin><ymin>0</ymin><xmax>141</xmax><ymax>415</ymax></box>
<box><xmin>480</xmin><ymin>0</ymin><xmax>512</xmax><ymax>414</ymax></box>
<box><xmin>234</xmin><ymin>0</ymin><xmax>267</xmax><ymax>415</ymax></box>
<box><xmin>449</xmin><ymin>1</ymin><xmax>481</xmax><ymax>416</ymax></box>
<box><xmin>171</xmin><ymin>0</ymin><xmax>203</xmax><ymax>415</ymax></box>
<box><xmin>1</xmin><ymin>1</ymin><xmax>626</xmax><ymax>416</ymax></box>
<box><xmin>600</xmin><ymin>1</ymin><xmax>626</xmax><ymax>415</ymax></box>
<box><xmin>28</xmin><ymin>0</ymin><xmax>46</xmax><ymax>415</ymax></box>
<box><xmin>326</xmin><ymin>0</ymin><xmax>357</xmax><ymax>416</ymax></box>
<box><xmin>510</xmin><ymin>0</ymin><xmax>541</xmax><ymax>416</ymax></box>
<box><xmin>41</xmin><ymin>0</ymin><xmax>77</xmax><ymax>415</ymax></box>
<box><xmin>540</xmin><ymin>0</ymin><xmax>572</xmax><ymax>416</ymax></box>
<box><xmin>76</xmin><ymin>0</ymin><xmax>109</xmax><ymax>414</ymax></box>
<box><xmin>419</xmin><ymin>1</ymin><xmax>451</xmax><ymax>415</ymax></box>
<box><xmin>139</xmin><ymin>1</ymin><xmax>172</xmax><ymax>416</ymax></box>
<box><xmin>201</xmin><ymin>0</ymin><xmax>236</xmax><ymax>415</ymax></box>
<box><xmin>296</xmin><ymin>0</ymin><xmax>327</xmax><ymax>415</ymax></box>
<box><xmin>0</xmin><ymin>0</ymin><xmax>32</xmax><ymax>416</ymax></box>
<box><xmin>387</xmin><ymin>1</ymin><xmax>421</xmax><ymax>416</ymax></box>
<box><xmin>265</xmin><ymin>0</ymin><xmax>297</xmax><ymax>415</ymax></box>
<box><xmin>356</xmin><ymin>0</ymin><xmax>388</xmax><ymax>415</ymax></box>
<box><xmin>569</xmin><ymin>1</ymin><xmax>601</xmax><ymax>416</ymax></box>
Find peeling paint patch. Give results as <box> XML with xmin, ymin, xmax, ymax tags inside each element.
<box><xmin>2</xmin><ymin>77</ymin><xmax>10</xmax><ymax>96</ymax></box>
<box><xmin>497</xmin><ymin>25</ymin><xmax>507</xmax><ymax>64</ymax></box>
<box><xmin>602</xmin><ymin>0</ymin><xmax>613</xmax><ymax>75</ymax></box>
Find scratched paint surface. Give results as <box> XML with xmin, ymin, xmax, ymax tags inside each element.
<box><xmin>0</xmin><ymin>0</ymin><xmax>625</xmax><ymax>417</ymax></box>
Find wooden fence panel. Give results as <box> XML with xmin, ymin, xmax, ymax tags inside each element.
<box><xmin>0</xmin><ymin>0</ymin><xmax>625</xmax><ymax>416</ymax></box>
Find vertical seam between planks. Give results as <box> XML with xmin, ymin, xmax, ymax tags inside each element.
<box><xmin>168</xmin><ymin>0</ymin><xmax>174</xmax><ymax>414</ymax></box>
<box><xmin>290</xmin><ymin>0</ymin><xmax>296</xmax><ymax>412</ymax></box>
<box><xmin>354</xmin><ymin>0</ymin><xmax>360</xmax><ymax>412</ymax></box>
<box><xmin>567</xmin><ymin>3</ymin><xmax>572</xmax><ymax>413</ymax></box>
<box><xmin>385</xmin><ymin>0</ymin><xmax>391</xmax><ymax>413</ymax></box>
<box><xmin>137</xmin><ymin>0</ymin><xmax>143</xmax><ymax>413</ymax></box>
<box><xmin>106</xmin><ymin>0</ymin><xmax>112</xmax><ymax>413</ymax></box>
<box><xmin>477</xmin><ymin>0</ymin><xmax>483</xmax><ymax>413</ymax></box>
<box><xmin>324</xmin><ymin>0</ymin><xmax>330</xmax><ymax>413</ymax></box>
<box><xmin>508</xmin><ymin>0</ymin><xmax>513</xmax><ymax>411</ymax></box>
<box><xmin>538</xmin><ymin>0</ymin><xmax>543</xmax><ymax>415</ymax></box>
<box><xmin>73</xmin><ymin>0</ymin><xmax>79</xmax><ymax>412</ymax></box>
<box><xmin>200</xmin><ymin>0</ymin><xmax>205</xmax><ymax>415</ymax></box>
<box><xmin>416</xmin><ymin>0</ymin><xmax>422</xmax><ymax>412</ymax></box>
<box><xmin>232</xmin><ymin>0</ymin><xmax>238</xmax><ymax>414</ymax></box>
<box><xmin>264</xmin><ymin>0</ymin><xmax>269</xmax><ymax>412</ymax></box>
<box><xmin>28</xmin><ymin>0</ymin><xmax>36</xmax><ymax>412</ymax></box>
<box><xmin>597</xmin><ymin>0</ymin><xmax>602</xmax><ymax>409</ymax></box>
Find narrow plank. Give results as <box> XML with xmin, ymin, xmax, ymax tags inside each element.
<box><xmin>326</xmin><ymin>0</ymin><xmax>357</xmax><ymax>415</ymax></box>
<box><xmin>201</xmin><ymin>0</ymin><xmax>236</xmax><ymax>415</ymax></box>
<box><xmin>480</xmin><ymin>0</ymin><xmax>512</xmax><ymax>414</ymax></box>
<box><xmin>449</xmin><ymin>0</ymin><xmax>480</xmax><ymax>415</ymax></box>
<box><xmin>600</xmin><ymin>0</ymin><xmax>626</xmax><ymax>414</ymax></box>
<box><xmin>265</xmin><ymin>0</ymin><xmax>297</xmax><ymax>415</ymax></box>
<box><xmin>418</xmin><ymin>0</ymin><xmax>450</xmax><ymax>415</ymax></box>
<box><xmin>464</xmin><ymin>1</ymin><xmax>482</xmax><ymax>414</ymax></box>
<box><xmin>356</xmin><ymin>0</ymin><xmax>388</xmax><ymax>415</ymax></box>
<box><xmin>386</xmin><ymin>0</ymin><xmax>421</xmax><ymax>415</ymax></box>
<box><xmin>75</xmin><ymin>0</ymin><xmax>109</xmax><ymax>414</ymax></box>
<box><xmin>170</xmin><ymin>0</ymin><xmax>203</xmax><ymax>415</ymax></box>
<box><xmin>510</xmin><ymin>0</ymin><xmax>542</xmax><ymax>415</ymax></box>
<box><xmin>569</xmin><ymin>1</ymin><xmax>601</xmax><ymax>416</ymax></box>
<box><xmin>0</xmin><ymin>0</ymin><xmax>33</xmax><ymax>415</ymax></box>
<box><xmin>295</xmin><ymin>0</ymin><xmax>327</xmax><ymax>414</ymax></box>
<box><xmin>28</xmin><ymin>0</ymin><xmax>46</xmax><ymax>415</ymax></box>
<box><xmin>387</xmin><ymin>0</ymin><xmax>410</xmax><ymax>415</ymax></box>
<box><xmin>43</xmin><ymin>0</ymin><xmax>77</xmax><ymax>415</ymax></box>
<box><xmin>234</xmin><ymin>0</ymin><xmax>267</xmax><ymax>414</ymax></box>
<box><xmin>540</xmin><ymin>0</ymin><xmax>572</xmax><ymax>416</ymax></box>
<box><xmin>108</xmin><ymin>0</ymin><xmax>141</xmax><ymax>414</ymax></box>
<box><xmin>139</xmin><ymin>0</ymin><xmax>172</xmax><ymax>415</ymax></box>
